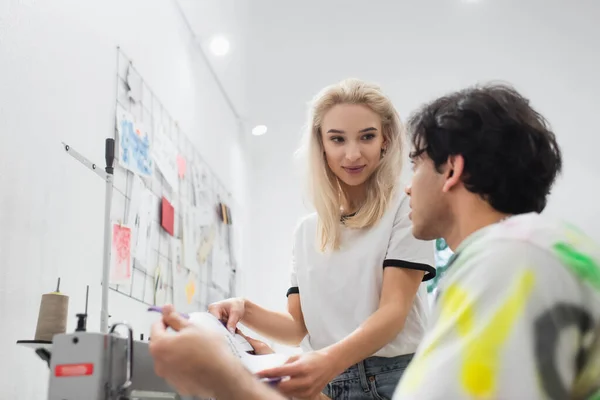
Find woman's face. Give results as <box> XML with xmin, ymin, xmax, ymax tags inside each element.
<box><xmin>321</xmin><ymin>103</ymin><xmax>385</xmax><ymax>188</ymax></box>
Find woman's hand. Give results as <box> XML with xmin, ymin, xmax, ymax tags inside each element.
<box><xmin>236</xmin><ymin>329</ymin><xmax>275</xmax><ymax>355</ymax></box>
<box><xmin>208</xmin><ymin>297</ymin><xmax>246</xmax><ymax>333</ymax></box>
<box><xmin>257</xmin><ymin>351</ymin><xmax>341</xmax><ymax>399</ymax></box>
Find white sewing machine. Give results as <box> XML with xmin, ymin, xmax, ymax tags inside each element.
<box><xmin>19</xmin><ymin>319</ymin><xmax>185</xmax><ymax>400</ymax></box>
<box><xmin>18</xmin><ymin>310</ymin><xmax>265</xmax><ymax>400</ymax></box>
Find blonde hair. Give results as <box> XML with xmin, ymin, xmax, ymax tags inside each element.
<box><xmin>300</xmin><ymin>78</ymin><xmax>404</xmax><ymax>251</ymax></box>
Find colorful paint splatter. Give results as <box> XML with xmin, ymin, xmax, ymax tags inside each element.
<box><xmin>395</xmin><ymin>213</ymin><xmax>600</xmax><ymax>399</ymax></box>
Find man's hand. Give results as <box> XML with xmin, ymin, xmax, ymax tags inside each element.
<box><xmin>149</xmin><ymin>304</ymin><xmax>236</xmax><ymax>398</ymax></box>
<box><xmin>257</xmin><ymin>351</ymin><xmax>340</xmax><ymax>399</ymax></box>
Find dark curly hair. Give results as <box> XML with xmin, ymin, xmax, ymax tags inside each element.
<box><xmin>407</xmin><ymin>83</ymin><xmax>562</xmax><ymax>214</ymax></box>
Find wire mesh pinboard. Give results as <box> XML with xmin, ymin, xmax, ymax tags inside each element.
<box><xmin>108</xmin><ymin>47</ymin><xmax>237</xmax><ymax>313</ymax></box>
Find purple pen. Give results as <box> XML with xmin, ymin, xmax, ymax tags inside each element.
<box><xmin>260</xmin><ymin>377</ymin><xmax>282</xmax><ymax>386</ymax></box>
<box><xmin>147</xmin><ymin>306</ymin><xmax>190</xmax><ymax>319</ymax></box>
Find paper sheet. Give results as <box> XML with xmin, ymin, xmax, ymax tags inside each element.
<box><xmin>182</xmin><ymin>205</ymin><xmax>201</xmax><ymax>272</ymax></box>
<box><xmin>191</xmin><ymin>164</ymin><xmax>211</xmax><ymax>207</ymax></box>
<box><xmin>153</xmin><ymin>122</ymin><xmax>179</xmax><ymax>193</ymax></box>
<box><xmin>171</xmin><ymin>238</ymin><xmax>183</xmax><ymax>274</ymax></box>
<box><xmin>172</xmin><ymin>266</ymin><xmax>190</xmax><ymax>311</ymax></box>
<box><xmin>133</xmin><ymin>189</ymin><xmax>155</xmax><ymax>268</ymax></box>
<box><xmin>126</xmin><ymin>175</ymin><xmax>145</xmax><ymax>227</ymax></box>
<box><xmin>197</xmin><ymin>207</ymin><xmax>214</xmax><ymax>227</ymax></box>
<box><xmin>126</xmin><ymin>65</ymin><xmax>142</xmax><ymax>103</ymax></box>
<box><xmin>115</xmin><ymin>105</ymin><xmax>153</xmax><ymax>177</ymax></box>
<box><xmin>211</xmin><ymin>244</ymin><xmax>231</xmax><ymax>291</ymax></box>
<box><xmin>197</xmin><ymin>225</ymin><xmax>216</xmax><ymax>265</ymax></box>
<box><xmin>127</xmin><ymin>175</ymin><xmax>144</xmax><ymax>262</ymax></box>
<box><xmin>110</xmin><ymin>223</ymin><xmax>133</xmax><ymax>285</ymax></box>
<box><xmin>177</xmin><ymin>155</ymin><xmax>186</xmax><ymax>178</ymax></box>
<box><xmin>161</xmin><ymin>197</ymin><xmax>175</xmax><ymax>236</ymax></box>
<box><xmin>153</xmin><ymin>264</ymin><xmax>168</xmax><ymax>306</ymax></box>
<box><xmin>185</xmin><ymin>273</ymin><xmax>196</xmax><ymax>304</ymax></box>
<box><xmin>188</xmin><ymin>312</ymin><xmax>289</xmax><ymax>374</ymax></box>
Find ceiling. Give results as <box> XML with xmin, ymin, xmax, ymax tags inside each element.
<box><xmin>175</xmin><ymin>0</ymin><xmax>600</xmax><ymax>238</ymax></box>
<box><xmin>177</xmin><ymin>0</ymin><xmax>599</xmax><ymax>152</ymax></box>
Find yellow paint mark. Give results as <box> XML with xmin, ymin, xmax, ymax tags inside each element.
<box><xmin>400</xmin><ymin>271</ymin><xmax>536</xmax><ymax>397</ymax></box>
<box><xmin>460</xmin><ymin>270</ymin><xmax>535</xmax><ymax>398</ymax></box>
<box><xmin>401</xmin><ymin>283</ymin><xmax>474</xmax><ymax>391</ymax></box>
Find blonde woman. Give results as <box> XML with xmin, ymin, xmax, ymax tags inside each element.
<box><xmin>209</xmin><ymin>79</ymin><xmax>435</xmax><ymax>400</ymax></box>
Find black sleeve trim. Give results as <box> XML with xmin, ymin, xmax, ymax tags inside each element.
<box><xmin>383</xmin><ymin>259</ymin><xmax>437</xmax><ymax>282</ymax></box>
<box><xmin>286</xmin><ymin>287</ymin><xmax>300</xmax><ymax>297</ymax></box>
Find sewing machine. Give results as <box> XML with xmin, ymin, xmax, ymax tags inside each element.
<box><xmin>19</xmin><ymin>319</ymin><xmax>185</xmax><ymax>400</ymax></box>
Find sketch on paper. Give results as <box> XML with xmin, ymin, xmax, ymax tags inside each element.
<box><xmin>153</xmin><ymin>264</ymin><xmax>168</xmax><ymax>306</ymax></box>
<box><xmin>115</xmin><ymin>105</ymin><xmax>153</xmax><ymax>177</ymax></box>
<box><xmin>191</xmin><ymin>164</ymin><xmax>212</xmax><ymax>207</ymax></box>
<box><xmin>110</xmin><ymin>223</ymin><xmax>132</xmax><ymax>285</ymax></box>
<box><xmin>126</xmin><ymin>65</ymin><xmax>142</xmax><ymax>103</ymax></box>
<box><xmin>131</xmin><ymin>189</ymin><xmax>155</xmax><ymax>268</ymax></box>
<box><xmin>177</xmin><ymin>155</ymin><xmax>186</xmax><ymax>178</ymax></box>
<box><xmin>182</xmin><ymin>205</ymin><xmax>199</xmax><ymax>272</ymax></box>
<box><xmin>185</xmin><ymin>273</ymin><xmax>197</xmax><ymax>305</ymax></box>
<box><xmin>153</xmin><ymin>122</ymin><xmax>179</xmax><ymax>193</ymax></box>
<box><xmin>172</xmin><ymin>264</ymin><xmax>189</xmax><ymax>311</ymax></box>
<box><xmin>198</xmin><ymin>225</ymin><xmax>217</xmax><ymax>265</ymax></box>
<box><xmin>171</xmin><ymin>238</ymin><xmax>183</xmax><ymax>273</ymax></box>
<box><xmin>161</xmin><ymin>197</ymin><xmax>175</xmax><ymax>236</ymax></box>
<box><xmin>212</xmin><ymin>242</ymin><xmax>232</xmax><ymax>292</ymax></box>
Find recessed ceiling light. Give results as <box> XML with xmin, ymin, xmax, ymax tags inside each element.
<box><xmin>209</xmin><ymin>35</ymin><xmax>230</xmax><ymax>56</ymax></box>
<box><xmin>252</xmin><ymin>125</ymin><xmax>268</xmax><ymax>136</ymax></box>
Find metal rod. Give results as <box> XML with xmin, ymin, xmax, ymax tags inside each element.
<box><xmin>100</xmin><ymin>139</ymin><xmax>115</xmax><ymax>333</ymax></box>
<box><xmin>100</xmin><ymin>173</ymin><xmax>114</xmax><ymax>333</ymax></box>
<box><xmin>62</xmin><ymin>139</ymin><xmax>114</xmax><ymax>332</ymax></box>
<box><xmin>109</xmin><ymin>286</ymin><xmax>152</xmax><ymax>307</ymax></box>
<box><xmin>62</xmin><ymin>142</ymin><xmax>109</xmax><ymax>181</ymax></box>
<box><xmin>85</xmin><ymin>285</ymin><xmax>89</xmax><ymax>315</ymax></box>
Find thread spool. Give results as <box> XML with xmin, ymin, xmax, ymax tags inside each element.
<box><xmin>34</xmin><ymin>278</ymin><xmax>69</xmax><ymax>342</ymax></box>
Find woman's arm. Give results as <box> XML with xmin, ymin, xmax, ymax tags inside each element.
<box><xmin>324</xmin><ymin>267</ymin><xmax>425</xmax><ymax>371</ymax></box>
<box><xmin>241</xmin><ymin>294</ymin><xmax>308</xmax><ymax>346</ymax></box>
<box><xmin>257</xmin><ymin>267</ymin><xmax>426</xmax><ymax>399</ymax></box>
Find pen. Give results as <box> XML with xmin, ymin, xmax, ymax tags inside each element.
<box><xmin>147</xmin><ymin>306</ymin><xmax>190</xmax><ymax>319</ymax></box>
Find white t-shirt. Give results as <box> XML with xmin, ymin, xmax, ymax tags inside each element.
<box><xmin>288</xmin><ymin>190</ymin><xmax>436</xmax><ymax>358</ymax></box>
<box><xmin>394</xmin><ymin>212</ymin><xmax>600</xmax><ymax>399</ymax></box>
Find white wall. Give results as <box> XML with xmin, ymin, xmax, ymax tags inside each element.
<box><xmin>0</xmin><ymin>0</ymin><xmax>248</xmax><ymax>398</ymax></box>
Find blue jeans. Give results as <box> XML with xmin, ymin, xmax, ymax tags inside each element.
<box><xmin>322</xmin><ymin>353</ymin><xmax>413</xmax><ymax>400</ymax></box>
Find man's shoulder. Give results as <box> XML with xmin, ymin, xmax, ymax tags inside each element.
<box><xmin>450</xmin><ymin>213</ymin><xmax>600</xmax><ymax>293</ymax></box>
<box><xmin>469</xmin><ymin>212</ymin><xmax>599</xmax><ymax>258</ymax></box>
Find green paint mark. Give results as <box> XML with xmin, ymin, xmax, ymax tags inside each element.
<box><xmin>587</xmin><ymin>389</ymin><xmax>600</xmax><ymax>400</ymax></box>
<box><xmin>553</xmin><ymin>242</ymin><xmax>600</xmax><ymax>291</ymax></box>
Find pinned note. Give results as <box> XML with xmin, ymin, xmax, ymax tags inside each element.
<box><xmin>153</xmin><ymin>264</ymin><xmax>168</xmax><ymax>306</ymax></box>
<box><xmin>171</xmin><ymin>238</ymin><xmax>183</xmax><ymax>273</ymax></box>
<box><xmin>152</xmin><ymin>122</ymin><xmax>179</xmax><ymax>193</ymax></box>
<box><xmin>185</xmin><ymin>274</ymin><xmax>196</xmax><ymax>304</ymax></box>
<box><xmin>132</xmin><ymin>189</ymin><xmax>155</xmax><ymax>268</ymax></box>
<box><xmin>161</xmin><ymin>197</ymin><xmax>175</xmax><ymax>236</ymax></box>
<box><xmin>126</xmin><ymin>65</ymin><xmax>142</xmax><ymax>103</ymax></box>
<box><xmin>177</xmin><ymin>155</ymin><xmax>186</xmax><ymax>178</ymax></box>
<box><xmin>115</xmin><ymin>105</ymin><xmax>153</xmax><ymax>177</ymax></box>
<box><xmin>110</xmin><ymin>223</ymin><xmax>133</xmax><ymax>285</ymax></box>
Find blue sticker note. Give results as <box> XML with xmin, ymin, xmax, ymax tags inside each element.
<box><xmin>116</xmin><ymin>106</ymin><xmax>153</xmax><ymax>177</ymax></box>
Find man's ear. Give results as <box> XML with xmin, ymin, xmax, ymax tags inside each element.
<box><xmin>442</xmin><ymin>155</ymin><xmax>464</xmax><ymax>193</ymax></box>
